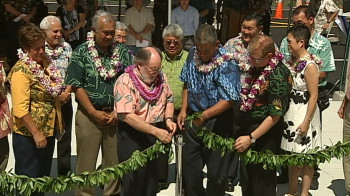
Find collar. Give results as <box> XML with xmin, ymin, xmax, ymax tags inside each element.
<box><xmin>163</xmin><ymin>50</ymin><xmax>185</xmax><ymax>62</ymax></box>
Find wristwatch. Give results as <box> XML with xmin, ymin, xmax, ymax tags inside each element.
<box><xmin>249</xmin><ymin>133</ymin><xmax>256</xmax><ymax>143</ymax></box>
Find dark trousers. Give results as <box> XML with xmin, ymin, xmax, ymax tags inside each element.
<box><xmin>6</xmin><ymin>20</ymin><xmax>23</xmax><ymax>69</ymax></box>
<box><xmin>57</xmin><ymin>99</ymin><xmax>73</xmax><ymax>175</ymax></box>
<box><xmin>13</xmin><ymin>133</ymin><xmax>55</xmax><ymax>196</ymax></box>
<box><xmin>239</xmin><ymin>114</ymin><xmax>284</xmax><ymax>196</ymax></box>
<box><xmin>0</xmin><ymin>136</ymin><xmax>9</xmax><ymax>171</ymax></box>
<box><xmin>183</xmin><ymin>109</ymin><xmax>234</xmax><ymax>196</ymax></box>
<box><xmin>117</xmin><ymin>122</ymin><xmax>168</xmax><ymax>196</ymax></box>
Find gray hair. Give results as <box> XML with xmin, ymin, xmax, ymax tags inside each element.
<box><xmin>162</xmin><ymin>24</ymin><xmax>184</xmax><ymax>40</ymax></box>
<box><xmin>134</xmin><ymin>47</ymin><xmax>162</xmax><ymax>65</ymax></box>
<box><xmin>92</xmin><ymin>10</ymin><xmax>116</xmax><ymax>30</ymax></box>
<box><xmin>194</xmin><ymin>24</ymin><xmax>218</xmax><ymax>45</ymax></box>
<box><xmin>116</xmin><ymin>21</ymin><xmax>127</xmax><ymax>31</ymax></box>
<box><xmin>248</xmin><ymin>34</ymin><xmax>275</xmax><ymax>56</ymax></box>
<box><xmin>40</xmin><ymin>16</ymin><xmax>61</xmax><ymax>30</ymax></box>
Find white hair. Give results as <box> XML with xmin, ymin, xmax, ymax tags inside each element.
<box><xmin>162</xmin><ymin>24</ymin><xmax>184</xmax><ymax>40</ymax></box>
<box><xmin>92</xmin><ymin>10</ymin><xmax>115</xmax><ymax>30</ymax></box>
<box><xmin>40</xmin><ymin>16</ymin><xmax>61</xmax><ymax>30</ymax></box>
<box><xmin>116</xmin><ymin>21</ymin><xmax>127</xmax><ymax>30</ymax></box>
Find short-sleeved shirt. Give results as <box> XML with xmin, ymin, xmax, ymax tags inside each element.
<box><xmin>8</xmin><ymin>60</ymin><xmax>62</xmax><ymax>137</ymax></box>
<box><xmin>280</xmin><ymin>32</ymin><xmax>335</xmax><ymax>86</ymax></box>
<box><xmin>314</xmin><ymin>0</ymin><xmax>340</xmax><ymax>34</ymax></box>
<box><xmin>180</xmin><ymin>46</ymin><xmax>241</xmax><ymax>112</ymax></box>
<box><xmin>161</xmin><ymin>50</ymin><xmax>188</xmax><ymax>110</ymax></box>
<box><xmin>56</xmin><ymin>5</ymin><xmax>85</xmax><ymax>42</ymax></box>
<box><xmin>114</xmin><ymin>66</ymin><xmax>173</xmax><ymax>124</ymax></box>
<box><xmin>3</xmin><ymin>0</ymin><xmax>38</xmax><ymax>21</ymax></box>
<box><xmin>45</xmin><ymin>41</ymin><xmax>72</xmax><ymax>80</ymax></box>
<box><xmin>245</xmin><ymin>62</ymin><xmax>292</xmax><ymax>121</ymax></box>
<box><xmin>124</xmin><ymin>6</ymin><xmax>155</xmax><ymax>46</ymax></box>
<box><xmin>65</xmin><ymin>41</ymin><xmax>133</xmax><ymax>109</ymax></box>
<box><xmin>171</xmin><ymin>6</ymin><xmax>199</xmax><ymax>36</ymax></box>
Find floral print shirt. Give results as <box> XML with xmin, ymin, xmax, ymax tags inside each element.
<box><xmin>314</xmin><ymin>0</ymin><xmax>340</xmax><ymax>34</ymax></box>
<box><xmin>161</xmin><ymin>50</ymin><xmax>188</xmax><ymax>110</ymax></box>
<box><xmin>280</xmin><ymin>32</ymin><xmax>335</xmax><ymax>86</ymax></box>
<box><xmin>0</xmin><ymin>62</ymin><xmax>11</xmax><ymax>138</ymax></box>
<box><xmin>244</xmin><ymin>62</ymin><xmax>292</xmax><ymax>121</ymax></box>
<box><xmin>3</xmin><ymin>0</ymin><xmax>38</xmax><ymax>21</ymax></box>
<box><xmin>180</xmin><ymin>46</ymin><xmax>241</xmax><ymax>112</ymax></box>
<box><xmin>114</xmin><ymin>66</ymin><xmax>173</xmax><ymax>124</ymax></box>
<box><xmin>8</xmin><ymin>60</ymin><xmax>62</xmax><ymax>137</ymax></box>
<box><xmin>45</xmin><ymin>41</ymin><xmax>72</xmax><ymax>81</ymax></box>
<box><xmin>65</xmin><ymin>41</ymin><xmax>133</xmax><ymax>109</ymax></box>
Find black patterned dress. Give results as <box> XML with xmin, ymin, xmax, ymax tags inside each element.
<box><xmin>281</xmin><ymin>60</ymin><xmax>321</xmax><ymax>153</ymax></box>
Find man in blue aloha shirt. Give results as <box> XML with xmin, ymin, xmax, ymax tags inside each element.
<box><xmin>177</xmin><ymin>24</ymin><xmax>241</xmax><ymax>196</ymax></box>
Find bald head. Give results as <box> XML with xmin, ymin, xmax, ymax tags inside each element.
<box><xmin>135</xmin><ymin>47</ymin><xmax>162</xmax><ymax>83</ymax></box>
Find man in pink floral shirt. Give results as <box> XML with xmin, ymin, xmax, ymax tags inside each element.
<box><xmin>114</xmin><ymin>47</ymin><xmax>177</xmax><ymax>196</ymax></box>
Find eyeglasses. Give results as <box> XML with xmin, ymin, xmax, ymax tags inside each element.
<box><xmin>249</xmin><ymin>53</ymin><xmax>268</xmax><ymax>63</ymax></box>
<box><xmin>165</xmin><ymin>40</ymin><xmax>180</xmax><ymax>46</ymax></box>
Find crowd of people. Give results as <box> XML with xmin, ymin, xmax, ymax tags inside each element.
<box><xmin>0</xmin><ymin>0</ymin><xmax>347</xmax><ymax>196</ymax></box>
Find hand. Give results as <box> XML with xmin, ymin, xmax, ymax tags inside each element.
<box><xmin>192</xmin><ymin>112</ymin><xmax>207</xmax><ymax>127</ymax></box>
<box><xmin>107</xmin><ymin>111</ymin><xmax>118</xmax><ymax>125</ymax></box>
<box><xmin>323</xmin><ymin>22</ymin><xmax>330</xmax><ymax>30</ymax></box>
<box><xmin>296</xmin><ymin>121</ymin><xmax>310</xmax><ymax>136</ymax></box>
<box><xmin>154</xmin><ymin>128</ymin><xmax>173</xmax><ymax>144</ymax></box>
<box><xmin>32</xmin><ymin>131</ymin><xmax>47</xmax><ymax>148</ymax></box>
<box><xmin>135</xmin><ymin>33</ymin><xmax>143</xmax><ymax>42</ymax></box>
<box><xmin>22</xmin><ymin>15</ymin><xmax>31</xmax><ymax>23</ymax></box>
<box><xmin>177</xmin><ymin>110</ymin><xmax>187</xmax><ymax>130</ymax></box>
<box><xmin>338</xmin><ymin>105</ymin><xmax>345</xmax><ymax>119</ymax></box>
<box><xmin>234</xmin><ymin>135</ymin><xmax>251</xmax><ymax>152</ymax></box>
<box><xmin>166</xmin><ymin>119</ymin><xmax>177</xmax><ymax>134</ymax></box>
<box><xmin>59</xmin><ymin>91</ymin><xmax>71</xmax><ymax>105</ymax></box>
<box><xmin>91</xmin><ymin>110</ymin><xmax>110</xmax><ymax>125</ymax></box>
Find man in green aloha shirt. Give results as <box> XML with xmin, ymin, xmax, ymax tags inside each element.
<box><xmin>65</xmin><ymin>10</ymin><xmax>132</xmax><ymax>196</ymax></box>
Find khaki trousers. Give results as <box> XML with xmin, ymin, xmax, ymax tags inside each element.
<box><xmin>343</xmin><ymin>103</ymin><xmax>350</xmax><ymax>193</ymax></box>
<box><xmin>74</xmin><ymin>107</ymin><xmax>120</xmax><ymax>196</ymax></box>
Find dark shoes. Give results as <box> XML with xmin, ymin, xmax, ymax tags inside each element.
<box><xmin>277</xmin><ymin>172</ymin><xmax>289</xmax><ymax>184</ymax></box>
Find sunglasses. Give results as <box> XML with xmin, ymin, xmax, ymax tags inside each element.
<box><xmin>165</xmin><ymin>40</ymin><xmax>180</xmax><ymax>46</ymax></box>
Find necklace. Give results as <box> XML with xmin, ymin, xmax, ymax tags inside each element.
<box><xmin>17</xmin><ymin>48</ymin><xmax>64</xmax><ymax>97</ymax></box>
<box><xmin>125</xmin><ymin>65</ymin><xmax>163</xmax><ymax>102</ymax></box>
<box><xmin>230</xmin><ymin>34</ymin><xmax>251</xmax><ymax>72</ymax></box>
<box><xmin>288</xmin><ymin>53</ymin><xmax>322</xmax><ymax>74</ymax></box>
<box><xmin>45</xmin><ymin>42</ymin><xmax>65</xmax><ymax>59</ymax></box>
<box><xmin>87</xmin><ymin>31</ymin><xmax>123</xmax><ymax>80</ymax></box>
<box><xmin>240</xmin><ymin>52</ymin><xmax>284</xmax><ymax>111</ymax></box>
<box><xmin>194</xmin><ymin>49</ymin><xmax>234</xmax><ymax>73</ymax></box>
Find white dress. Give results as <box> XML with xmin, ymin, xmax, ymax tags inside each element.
<box><xmin>281</xmin><ymin>61</ymin><xmax>322</xmax><ymax>153</ymax></box>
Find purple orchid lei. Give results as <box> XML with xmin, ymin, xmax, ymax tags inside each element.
<box><xmin>125</xmin><ymin>65</ymin><xmax>164</xmax><ymax>102</ymax></box>
<box><xmin>17</xmin><ymin>48</ymin><xmax>63</xmax><ymax>97</ymax></box>
<box><xmin>289</xmin><ymin>53</ymin><xmax>323</xmax><ymax>73</ymax></box>
<box><xmin>240</xmin><ymin>52</ymin><xmax>284</xmax><ymax>111</ymax></box>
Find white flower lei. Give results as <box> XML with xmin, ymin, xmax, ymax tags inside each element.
<box><xmin>17</xmin><ymin>48</ymin><xmax>63</xmax><ymax>97</ymax></box>
<box><xmin>87</xmin><ymin>31</ymin><xmax>123</xmax><ymax>80</ymax></box>
<box><xmin>194</xmin><ymin>50</ymin><xmax>234</xmax><ymax>73</ymax></box>
<box><xmin>231</xmin><ymin>34</ymin><xmax>251</xmax><ymax>72</ymax></box>
<box><xmin>45</xmin><ymin>42</ymin><xmax>65</xmax><ymax>59</ymax></box>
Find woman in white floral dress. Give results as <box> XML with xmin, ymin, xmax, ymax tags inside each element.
<box><xmin>280</xmin><ymin>24</ymin><xmax>322</xmax><ymax>196</ymax></box>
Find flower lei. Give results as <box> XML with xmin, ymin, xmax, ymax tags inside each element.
<box><xmin>288</xmin><ymin>53</ymin><xmax>323</xmax><ymax>74</ymax></box>
<box><xmin>45</xmin><ymin>42</ymin><xmax>65</xmax><ymax>59</ymax></box>
<box><xmin>231</xmin><ymin>34</ymin><xmax>251</xmax><ymax>72</ymax></box>
<box><xmin>87</xmin><ymin>31</ymin><xmax>123</xmax><ymax>80</ymax></box>
<box><xmin>17</xmin><ymin>48</ymin><xmax>63</xmax><ymax>97</ymax></box>
<box><xmin>194</xmin><ymin>50</ymin><xmax>234</xmax><ymax>73</ymax></box>
<box><xmin>240</xmin><ymin>52</ymin><xmax>284</xmax><ymax>111</ymax></box>
<box><xmin>125</xmin><ymin>65</ymin><xmax>164</xmax><ymax>102</ymax></box>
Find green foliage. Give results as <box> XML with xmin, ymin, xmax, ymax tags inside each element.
<box><xmin>0</xmin><ymin>141</ymin><xmax>168</xmax><ymax>196</ymax></box>
<box><xmin>1</xmin><ymin>112</ymin><xmax>349</xmax><ymax>195</ymax></box>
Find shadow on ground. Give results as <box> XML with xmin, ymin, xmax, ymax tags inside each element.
<box><xmin>328</xmin><ymin>179</ymin><xmax>348</xmax><ymax>196</ymax></box>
